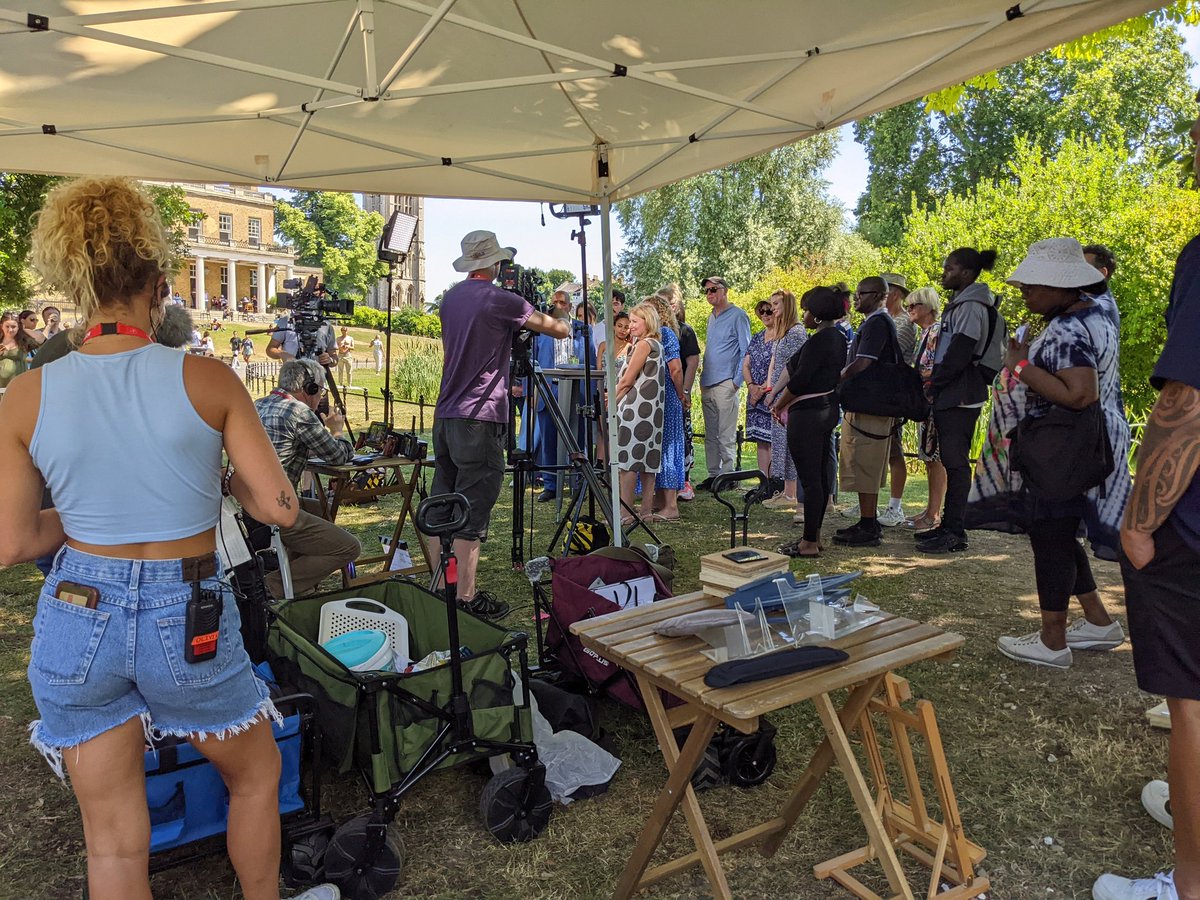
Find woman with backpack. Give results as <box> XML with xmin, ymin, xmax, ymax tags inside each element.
<box><xmin>986</xmin><ymin>238</ymin><xmax>1132</xmax><ymax>669</ymax></box>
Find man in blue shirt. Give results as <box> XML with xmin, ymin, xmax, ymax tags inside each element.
<box><xmin>697</xmin><ymin>276</ymin><xmax>751</xmax><ymax>489</ymax></box>
<box><xmin>1095</xmin><ymin>111</ymin><xmax>1200</xmax><ymax>900</ymax></box>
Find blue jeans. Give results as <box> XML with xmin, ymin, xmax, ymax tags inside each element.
<box><xmin>27</xmin><ymin>546</ymin><xmax>277</xmax><ymax>779</ymax></box>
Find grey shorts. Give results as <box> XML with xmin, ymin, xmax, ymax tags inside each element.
<box><xmin>430</xmin><ymin>417</ymin><xmax>507</xmax><ymax>541</ymax></box>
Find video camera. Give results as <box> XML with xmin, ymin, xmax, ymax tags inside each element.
<box><xmin>497</xmin><ymin>259</ymin><xmax>546</xmax><ymax>310</ymax></box>
<box><xmin>275</xmin><ymin>275</ymin><xmax>355</xmax><ymax>360</ymax></box>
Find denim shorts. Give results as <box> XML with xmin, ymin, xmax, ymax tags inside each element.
<box><xmin>27</xmin><ymin>546</ymin><xmax>279</xmax><ymax>779</ymax></box>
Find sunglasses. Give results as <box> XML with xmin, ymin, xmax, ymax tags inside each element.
<box><xmin>855</xmin><ymin>290</ymin><xmax>883</xmax><ymax>298</ymax></box>
<box><xmin>904</xmin><ymin>302</ymin><xmax>925</xmax><ymax>310</ymax></box>
<box><xmin>705</xmin><ymin>286</ymin><xmax>721</xmax><ymax>294</ymax></box>
<box><xmin>756</xmin><ymin>308</ymin><xmax>773</xmax><ymax>316</ymax></box>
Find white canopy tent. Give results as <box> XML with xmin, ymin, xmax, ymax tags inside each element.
<box><xmin>0</xmin><ymin>0</ymin><xmax>1162</xmax><ymax>541</ymax></box>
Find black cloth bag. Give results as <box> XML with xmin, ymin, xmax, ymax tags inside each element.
<box><xmin>1008</xmin><ymin>401</ymin><xmax>1114</xmax><ymax>502</ymax></box>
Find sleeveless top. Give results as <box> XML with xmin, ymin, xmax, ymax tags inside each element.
<box><xmin>30</xmin><ymin>343</ymin><xmax>223</xmax><ymax>544</ymax></box>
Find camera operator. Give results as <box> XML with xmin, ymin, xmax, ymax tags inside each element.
<box><xmin>265</xmin><ymin>311</ymin><xmax>336</xmax><ymax>367</ymax></box>
<box><xmin>431</xmin><ymin>230</ymin><xmax>570</xmax><ymax>620</ymax></box>
<box><xmin>251</xmin><ymin>359</ymin><xmax>361</xmax><ymax>598</ymax></box>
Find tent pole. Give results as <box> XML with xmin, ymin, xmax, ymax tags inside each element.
<box><xmin>599</xmin><ymin>192</ymin><xmax>621</xmax><ymax>548</ymax></box>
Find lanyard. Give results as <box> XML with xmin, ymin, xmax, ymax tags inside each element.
<box><xmin>81</xmin><ymin>322</ymin><xmax>152</xmax><ymax>345</ymax></box>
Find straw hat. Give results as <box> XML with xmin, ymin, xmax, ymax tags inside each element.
<box><xmin>452</xmin><ymin>230</ymin><xmax>515</xmax><ymax>273</ymax></box>
<box><xmin>1006</xmin><ymin>238</ymin><xmax>1104</xmax><ymax>288</ymax></box>
<box><xmin>880</xmin><ymin>272</ymin><xmax>909</xmax><ymax>295</ymax></box>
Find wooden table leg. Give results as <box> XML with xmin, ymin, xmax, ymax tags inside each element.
<box><xmin>614</xmin><ymin>678</ymin><xmax>724</xmax><ymax>900</ymax></box>
<box><xmin>760</xmin><ymin>674</ymin><xmax>883</xmax><ymax>857</ymax></box>
<box><xmin>814</xmin><ymin>690</ymin><xmax>915</xmax><ymax>900</ymax></box>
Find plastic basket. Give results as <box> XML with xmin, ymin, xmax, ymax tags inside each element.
<box><xmin>318</xmin><ymin>597</ymin><xmax>411</xmax><ymax>669</ymax></box>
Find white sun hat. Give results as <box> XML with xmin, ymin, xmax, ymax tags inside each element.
<box><xmin>452</xmin><ymin>230</ymin><xmax>516</xmax><ymax>273</ymax></box>
<box><xmin>1006</xmin><ymin>237</ymin><xmax>1104</xmax><ymax>288</ymax></box>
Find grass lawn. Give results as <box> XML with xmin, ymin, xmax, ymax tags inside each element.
<box><xmin>0</xmin><ymin>446</ymin><xmax>1174</xmax><ymax>899</ymax></box>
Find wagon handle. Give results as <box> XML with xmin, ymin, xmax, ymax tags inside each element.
<box><xmin>416</xmin><ymin>492</ymin><xmax>471</xmax><ymax>537</ymax></box>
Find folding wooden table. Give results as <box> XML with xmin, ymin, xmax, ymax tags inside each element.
<box><xmin>304</xmin><ymin>456</ymin><xmax>433</xmax><ymax>585</ymax></box>
<box><xmin>571</xmin><ymin>591</ymin><xmax>971</xmax><ymax>900</ymax></box>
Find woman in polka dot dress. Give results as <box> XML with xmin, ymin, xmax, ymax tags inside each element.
<box><xmin>615</xmin><ymin>303</ymin><xmax>664</xmax><ymax>525</ymax></box>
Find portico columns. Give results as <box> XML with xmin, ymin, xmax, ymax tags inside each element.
<box><xmin>194</xmin><ymin>257</ymin><xmax>206</xmax><ymax>308</ymax></box>
<box><xmin>257</xmin><ymin>262</ymin><xmax>267</xmax><ymax>313</ymax></box>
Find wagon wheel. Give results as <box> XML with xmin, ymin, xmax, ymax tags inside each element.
<box><xmin>323</xmin><ymin>815</ymin><xmax>404</xmax><ymax>900</ymax></box>
<box><xmin>282</xmin><ymin>823</ymin><xmax>336</xmax><ymax>888</ymax></box>
<box><xmin>724</xmin><ymin>733</ymin><xmax>777</xmax><ymax>788</ymax></box>
<box><xmin>480</xmin><ymin>765</ymin><xmax>553</xmax><ymax>843</ymax></box>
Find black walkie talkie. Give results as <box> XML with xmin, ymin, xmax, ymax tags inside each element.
<box><xmin>185</xmin><ymin>582</ymin><xmax>223</xmax><ymax>663</ymax></box>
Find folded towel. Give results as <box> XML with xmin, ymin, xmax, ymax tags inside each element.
<box><xmin>654</xmin><ymin>609</ymin><xmax>754</xmax><ymax>637</ymax></box>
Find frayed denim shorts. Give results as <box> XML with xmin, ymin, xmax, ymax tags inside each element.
<box><xmin>28</xmin><ymin>546</ymin><xmax>279</xmax><ymax>779</ymax></box>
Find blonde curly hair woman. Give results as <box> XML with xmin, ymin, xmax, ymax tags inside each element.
<box><xmin>0</xmin><ymin>177</ymin><xmax>336</xmax><ymax>900</ymax></box>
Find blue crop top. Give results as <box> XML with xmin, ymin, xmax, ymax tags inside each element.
<box><xmin>29</xmin><ymin>344</ymin><xmax>223</xmax><ymax>544</ymax></box>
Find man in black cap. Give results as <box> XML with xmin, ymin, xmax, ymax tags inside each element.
<box><xmin>697</xmin><ymin>276</ymin><xmax>750</xmax><ymax>489</ymax></box>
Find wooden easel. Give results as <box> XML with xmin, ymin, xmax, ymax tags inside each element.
<box><xmin>814</xmin><ymin>674</ymin><xmax>989</xmax><ymax>900</ymax></box>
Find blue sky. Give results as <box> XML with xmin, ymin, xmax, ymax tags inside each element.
<box><xmin>417</xmin><ymin>25</ymin><xmax>1200</xmax><ymax>297</ymax></box>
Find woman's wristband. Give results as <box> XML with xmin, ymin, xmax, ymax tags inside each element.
<box><xmin>1012</xmin><ymin>359</ymin><xmax>1031</xmax><ymax>382</ymax></box>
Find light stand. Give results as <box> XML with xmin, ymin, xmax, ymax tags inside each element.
<box><xmin>377</xmin><ymin>209</ymin><xmax>420</xmax><ymax>429</ymax></box>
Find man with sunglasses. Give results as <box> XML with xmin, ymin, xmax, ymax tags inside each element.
<box><xmin>697</xmin><ymin>276</ymin><xmax>751</xmax><ymax>490</ymax></box>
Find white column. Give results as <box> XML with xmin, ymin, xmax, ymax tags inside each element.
<box><xmin>194</xmin><ymin>256</ymin><xmax>206</xmax><ymax>308</ymax></box>
<box><xmin>226</xmin><ymin>258</ymin><xmax>238</xmax><ymax>303</ymax></box>
<box><xmin>268</xmin><ymin>267</ymin><xmax>277</xmax><ymax>301</ymax></box>
<box><xmin>256</xmin><ymin>262</ymin><xmax>267</xmax><ymax>313</ymax></box>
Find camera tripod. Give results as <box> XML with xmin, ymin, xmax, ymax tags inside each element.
<box><xmin>509</xmin><ymin>342</ymin><xmax>656</xmax><ymax>569</ymax></box>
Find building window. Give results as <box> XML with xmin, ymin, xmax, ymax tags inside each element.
<box><xmin>248</xmin><ymin>217</ymin><xmax>261</xmax><ymax>247</ymax></box>
<box><xmin>187</xmin><ymin>208</ymin><xmax>202</xmax><ymax>241</ymax></box>
<box><xmin>249</xmin><ymin>269</ymin><xmax>258</xmax><ymax>293</ymax></box>
<box><xmin>407</xmin><ymin>284</ymin><xmax>415</xmax><ymax>307</ymax></box>
<box><xmin>188</xmin><ymin>263</ymin><xmax>196</xmax><ymax>305</ymax></box>
<box><xmin>218</xmin><ymin>213</ymin><xmax>232</xmax><ymax>243</ymax></box>
<box><xmin>220</xmin><ymin>265</ymin><xmax>228</xmax><ymax>299</ymax></box>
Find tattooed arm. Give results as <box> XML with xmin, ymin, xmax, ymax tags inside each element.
<box><xmin>1121</xmin><ymin>380</ymin><xmax>1200</xmax><ymax>567</ymax></box>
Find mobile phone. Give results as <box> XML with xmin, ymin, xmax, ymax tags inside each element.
<box><xmin>185</xmin><ymin>588</ymin><xmax>223</xmax><ymax>663</ymax></box>
<box><xmin>1014</xmin><ymin>323</ymin><xmax>1029</xmax><ymax>343</ymax></box>
<box><xmin>723</xmin><ymin>549</ymin><xmax>769</xmax><ymax>564</ymax></box>
<box><xmin>55</xmin><ymin>581</ymin><xmax>99</xmax><ymax>609</ymax></box>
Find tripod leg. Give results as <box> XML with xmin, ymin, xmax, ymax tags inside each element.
<box><xmin>320</xmin><ymin>361</ymin><xmax>356</xmax><ymax>443</ymax></box>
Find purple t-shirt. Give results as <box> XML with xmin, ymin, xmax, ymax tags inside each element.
<box><xmin>436</xmin><ymin>278</ymin><xmax>533</xmax><ymax>422</ymax></box>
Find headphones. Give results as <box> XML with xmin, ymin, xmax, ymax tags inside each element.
<box><xmin>297</xmin><ymin>360</ymin><xmax>323</xmax><ymax>396</ymax></box>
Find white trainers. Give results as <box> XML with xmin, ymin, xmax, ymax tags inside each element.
<box><xmin>839</xmin><ymin>503</ymin><xmax>860</xmax><ymax>519</ymax></box>
<box><xmin>762</xmin><ymin>493</ymin><xmax>797</xmax><ymax>510</ymax></box>
<box><xmin>1142</xmin><ymin>779</ymin><xmax>1174</xmax><ymax>830</ymax></box>
<box><xmin>997</xmin><ymin>632</ymin><xmax>1073</xmax><ymax>669</ymax></box>
<box><xmin>793</xmin><ymin>510</ymin><xmax>805</xmax><ymax>525</ymax></box>
<box><xmin>877</xmin><ymin>506</ymin><xmax>906</xmax><ymax>527</ymax></box>
<box><xmin>1092</xmin><ymin>870</ymin><xmax>1177</xmax><ymax>900</ymax></box>
<box><xmin>293</xmin><ymin>886</ymin><xmax>341</xmax><ymax>900</ymax></box>
<box><xmin>1066</xmin><ymin>617</ymin><xmax>1126</xmax><ymax>650</ymax></box>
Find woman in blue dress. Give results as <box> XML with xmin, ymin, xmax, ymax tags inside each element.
<box><xmin>643</xmin><ymin>294</ymin><xmax>686</xmax><ymax>521</ymax></box>
<box><xmin>742</xmin><ymin>302</ymin><xmax>775</xmax><ymax>478</ymax></box>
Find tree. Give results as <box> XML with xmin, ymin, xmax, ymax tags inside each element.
<box><xmin>855</xmin><ymin>23</ymin><xmax>1196</xmax><ymax>246</ymax></box>
<box><xmin>274</xmin><ymin>191</ymin><xmax>389</xmax><ymax>300</ymax></box>
<box><xmin>891</xmin><ymin>136</ymin><xmax>1200</xmax><ymax>417</ymax></box>
<box><xmin>145</xmin><ymin>184</ymin><xmax>203</xmax><ymax>259</ymax></box>
<box><xmin>544</xmin><ymin>268</ymin><xmax>575</xmax><ymax>290</ymax></box>
<box><xmin>615</xmin><ymin>136</ymin><xmax>843</xmax><ymax>296</ymax></box>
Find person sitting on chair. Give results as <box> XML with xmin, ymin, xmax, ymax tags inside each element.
<box><xmin>251</xmin><ymin>359</ymin><xmax>360</xmax><ymax>598</ymax></box>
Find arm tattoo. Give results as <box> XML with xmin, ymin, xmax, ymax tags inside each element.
<box><xmin>1125</xmin><ymin>380</ymin><xmax>1200</xmax><ymax>533</ymax></box>
<box><xmin>277</xmin><ymin>490</ymin><xmax>292</xmax><ymax>510</ymax></box>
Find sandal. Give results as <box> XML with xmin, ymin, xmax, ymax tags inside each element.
<box><xmin>778</xmin><ymin>540</ymin><xmax>821</xmax><ymax>559</ymax></box>
<box><xmin>905</xmin><ymin>513</ymin><xmax>940</xmax><ymax>530</ymax></box>
<box><xmin>651</xmin><ymin>513</ymin><xmax>681</xmax><ymax>523</ymax></box>
<box><xmin>621</xmin><ymin>514</ymin><xmax>641</xmax><ymax>527</ymax></box>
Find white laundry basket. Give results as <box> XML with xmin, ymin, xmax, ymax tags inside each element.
<box><xmin>318</xmin><ymin>598</ymin><xmax>411</xmax><ymax>669</ymax></box>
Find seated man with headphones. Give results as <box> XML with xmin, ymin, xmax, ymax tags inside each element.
<box><xmin>251</xmin><ymin>359</ymin><xmax>360</xmax><ymax>597</ymax></box>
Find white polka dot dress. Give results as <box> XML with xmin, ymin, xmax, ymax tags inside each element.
<box><xmin>616</xmin><ymin>338</ymin><xmax>664</xmax><ymax>473</ymax></box>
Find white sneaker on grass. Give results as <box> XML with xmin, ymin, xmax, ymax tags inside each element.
<box><xmin>1142</xmin><ymin>779</ymin><xmax>1173</xmax><ymax>830</ymax></box>
<box><xmin>877</xmin><ymin>506</ymin><xmax>906</xmax><ymax>527</ymax></box>
<box><xmin>839</xmin><ymin>503</ymin><xmax>860</xmax><ymax>519</ymax></box>
<box><xmin>761</xmin><ymin>493</ymin><xmax>797</xmax><ymax>510</ymax></box>
<box><xmin>1093</xmin><ymin>870</ymin><xmax>1177</xmax><ymax>900</ymax></box>
<box><xmin>294</xmin><ymin>886</ymin><xmax>341</xmax><ymax>900</ymax></box>
<box><xmin>997</xmin><ymin>632</ymin><xmax>1072</xmax><ymax>669</ymax></box>
<box><xmin>1066</xmin><ymin>617</ymin><xmax>1126</xmax><ymax>650</ymax></box>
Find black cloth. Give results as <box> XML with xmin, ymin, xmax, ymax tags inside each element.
<box><xmin>1027</xmin><ymin>516</ymin><xmax>1097</xmax><ymax>613</ymax></box>
<box><xmin>1122</xmin><ymin>520</ymin><xmax>1200</xmax><ymax>700</ymax></box>
<box><xmin>1153</xmin><ymin>233</ymin><xmax>1200</xmax><ymax>551</ymax></box>
<box><xmin>787</xmin><ymin>397</ymin><xmax>838</xmax><ymax>543</ymax></box>
<box><xmin>703</xmin><ymin>645</ymin><xmax>849</xmax><ymax>688</ymax></box>
<box><xmin>848</xmin><ymin>310</ymin><xmax>897</xmax><ymax>363</ymax></box>
<box><xmin>678</xmin><ymin>322</ymin><xmax>700</xmax><ymax>363</ymax></box>
<box><xmin>30</xmin><ymin>330</ymin><xmax>73</xmax><ymax>368</ymax></box>
<box><xmin>786</xmin><ymin>326</ymin><xmax>847</xmax><ymax>397</ymax></box>
<box><xmin>933</xmin><ymin>405</ymin><xmax>981</xmax><ymax>535</ymax></box>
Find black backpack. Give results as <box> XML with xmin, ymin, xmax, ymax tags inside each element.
<box><xmin>838</xmin><ymin>314</ymin><xmax>930</xmax><ymax>423</ymax></box>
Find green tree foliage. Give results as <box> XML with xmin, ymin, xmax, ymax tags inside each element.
<box><xmin>274</xmin><ymin>192</ymin><xmax>389</xmax><ymax>300</ymax></box>
<box><xmin>891</xmin><ymin>136</ymin><xmax>1200</xmax><ymax>417</ymax></box>
<box><xmin>544</xmin><ymin>268</ymin><xmax>575</xmax><ymax>290</ymax></box>
<box><xmin>615</xmin><ymin>136</ymin><xmax>844</xmax><ymax>296</ymax></box>
<box><xmin>145</xmin><ymin>184</ymin><xmax>203</xmax><ymax>261</ymax></box>
<box><xmin>350</xmin><ymin>303</ymin><xmax>440</xmax><ymax>338</ymax></box>
<box><xmin>856</xmin><ymin>23</ymin><xmax>1195</xmax><ymax>246</ymax></box>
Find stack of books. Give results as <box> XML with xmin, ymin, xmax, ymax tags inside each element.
<box><xmin>698</xmin><ymin>548</ymin><xmax>790</xmax><ymax>598</ymax></box>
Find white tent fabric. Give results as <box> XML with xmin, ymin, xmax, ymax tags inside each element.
<box><xmin>0</xmin><ymin>0</ymin><xmax>1160</xmax><ymax>543</ymax></box>
<box><xmin>0</xmin><ymin>0</ymin><xmax>1163</xmax><ymax>201</ymax></box>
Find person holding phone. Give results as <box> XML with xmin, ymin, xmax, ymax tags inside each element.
<box><xmin>0</xmin><ymin>177</ymin><xmax>337</xmax><ymax>900</ymax></box>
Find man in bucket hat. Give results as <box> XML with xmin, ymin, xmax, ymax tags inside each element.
<box><xmin>428</xmin><ymin>231</ymin><xmax>569</xmax><ymax>621</ymax></box>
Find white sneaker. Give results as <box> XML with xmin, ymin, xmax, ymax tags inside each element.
<box><xmin>793</xmin><ymin>511</ymin><xmax>805</xmax><ymax>525</ymax></box>
<box><xmin>293</xmin><ymin>885</ymin><xmax>341</xmax><ymax>900</ymax></box>
<box><xmin>762</xmin><ymin>493</ymin><xmax>797</xmax><ymax>510</ymax></box>
<box><xmin>839</xmin><ymin>503</ymin><xmax>860</xmax><ymax>519</ymax></box>
<box><xmin>997</xmin><ymin>632</ymin><xmax>1073</xmax><ymax>669</ymax></box>
<box><xmin>1142</xmin><ymin>779</ymin><xmax>1174</xmax><ymax>830</ymax></box>
<box><xmin>877</xmin><ymin>506</ymin><xmax>906</xmax><ymax>527</ymax></box>
<box><xmin>1066</xmin><ymin>617</ymin><xmax>1126</xmax><ymax>650</ymax></box>
<box><xmin>1092</xmin><ymin>870</ymin><xmax>1177</xmax><ymax>900</ymax></box>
